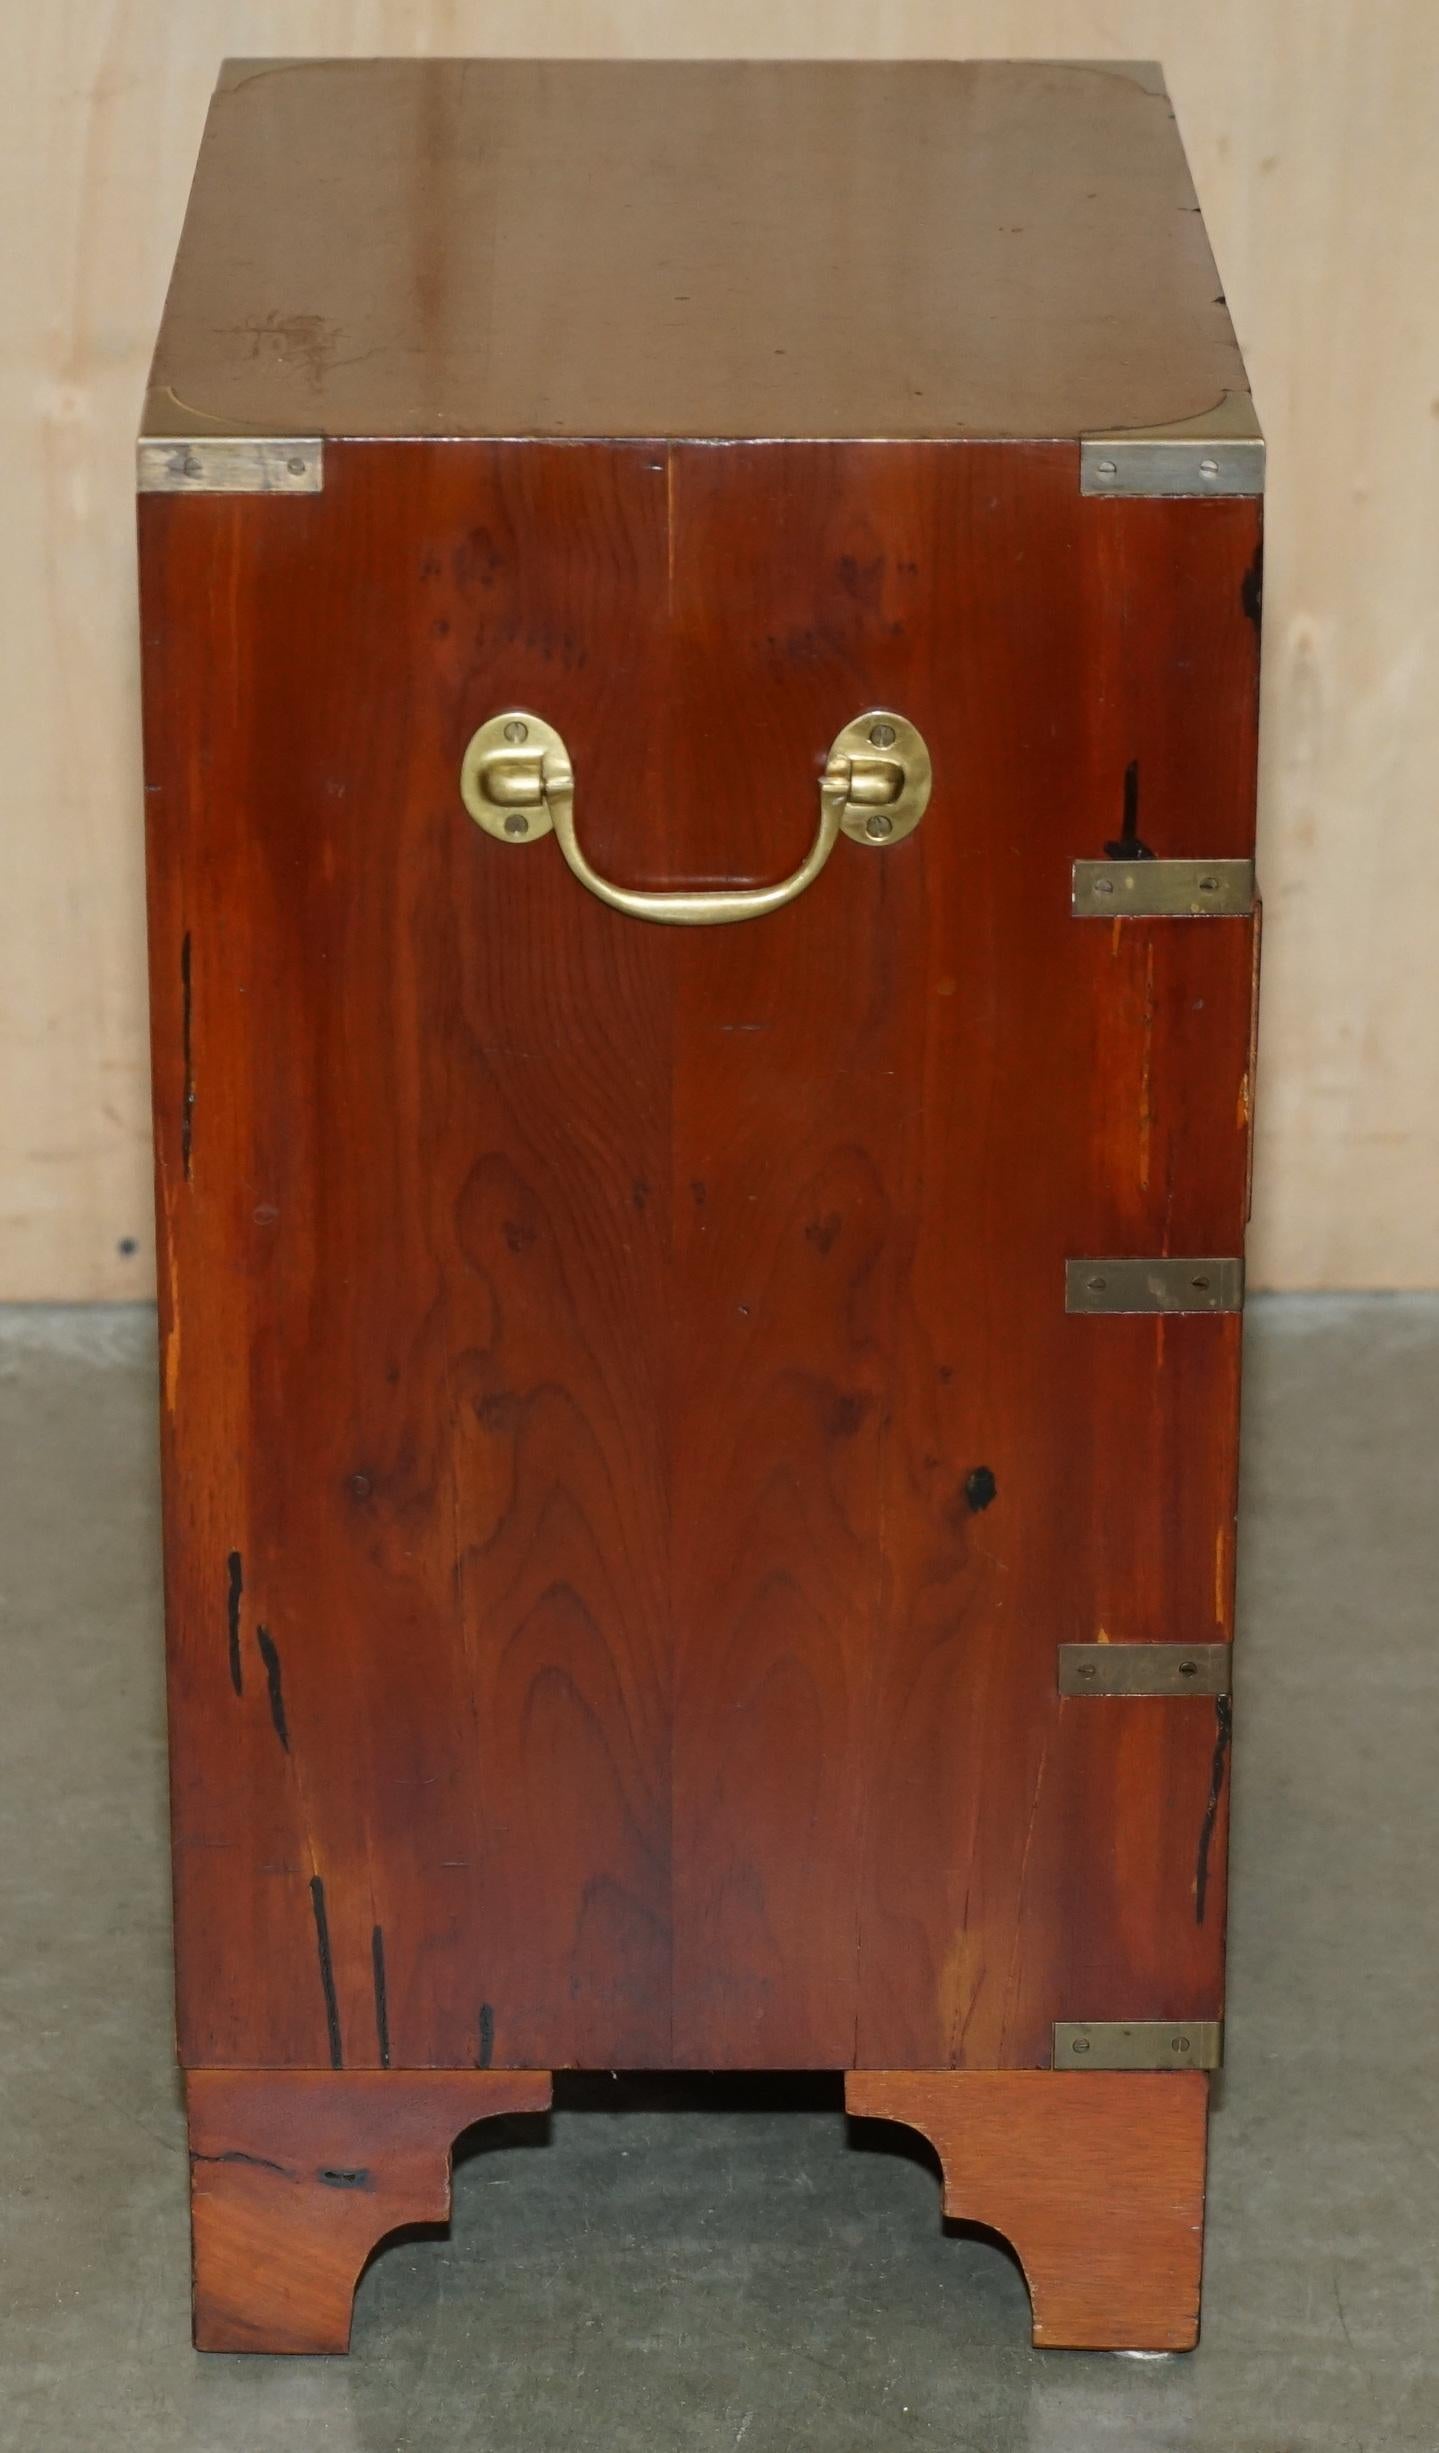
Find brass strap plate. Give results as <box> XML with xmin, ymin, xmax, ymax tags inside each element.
<box><xmin>1066</xmin><ymin>1258</ymin><xmax>1244</xmax><ymax>1316</ymax></box>
<box><xmin>1059</xmin><ymin>1642</ymin><xmax>1232</xmax><ymax>1697</ymax></box>
<box><xmin>1080</xmin><ymin>390</ymin><xmax>1265</xmax><ymax>499</ymax></box>
<box><xmin>1055</xmin><ymin>2021</ymin><xmax>1224</xmax><ymax>2071</ymax></box>
<box><xmin>1080</xmin><ymin>439</ymin><xmax>1265</xmax><ymax>498</ymax></box>
<box><xmin>137</xmin><ymin>439</ymin><xmax>324</xmax><ymax>495</ymax></box>
<box><xmin>1072</xmin><ymin>858</ymin><xmax>1254</xmax><ymax>917</ymax></box>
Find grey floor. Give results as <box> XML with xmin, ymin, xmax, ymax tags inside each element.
<box><xmin>1</xmin><ymin>1299</ymin><xmax>1436</xmax><ymax>2452</ymax></box>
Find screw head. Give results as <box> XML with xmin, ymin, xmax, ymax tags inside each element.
<box><xmin>865</xmin><ymin>811</ymin><xmax>894</xmax><ymax>840</ymax></box>
<box><xmin>869</xmin><ymin>720</ymin><xmax>897</xmax><ymax>748</ymax></box>
<box><xmin>1198</xmin><ymin>457</ymin><xmax>1220</xmax><ymax>482</ymax></box>
<box><xmin>503</xmin><ymin>811</ymin><xmax>530</xmax><ymax>836</ymax></box>
<box><xmin>1071</xmin><ymin>2037</ymin><xmax>1091</xmax><ymax>2055</ymax></box>
<box><xmin>1093</xmin><ymin>875</ymin><xmax>1115</xmax><ymax>895</ymax></box>
<box><xmin>1096</xmin><ymin>458</ymin><xmax>1118</xmax><ymax>479</ymax></box>
<box><xmin>503</xmin><ymin>718</ymin><xmax>529</xmax><ymax>744</ymax></box>
<box><xmin>286</xmin><ymin>456</ymin><xmax>307</xmax><ymax>476</ymax></box>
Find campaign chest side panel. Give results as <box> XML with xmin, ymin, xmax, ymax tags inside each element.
<box><xmin>141</xmin><ymin>439</ymin><xmax>1259</xmax><ymax>2073</ymax></box>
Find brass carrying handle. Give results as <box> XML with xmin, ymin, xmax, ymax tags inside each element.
<box><xmin>459</xmin><ymin>710</ymin><xmax>931</xmax><ymax>927</ymax></box>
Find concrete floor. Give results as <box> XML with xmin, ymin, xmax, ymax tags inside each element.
<box><xmin>1</xmin><ymin>1298</ymin><xmax>1436</xmax><ymax>2451</ymax></box>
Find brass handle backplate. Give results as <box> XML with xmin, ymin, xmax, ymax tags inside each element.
<box><xmin>458</xmin><ymin>709</ymin><xmax>931</xmax><ymax>926</ymax></box>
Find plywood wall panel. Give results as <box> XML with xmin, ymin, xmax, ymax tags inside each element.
<box><xmin>3</xmin><ymin>1</ymin><xmax>1435</xmax><ymax>1293</ymax></box>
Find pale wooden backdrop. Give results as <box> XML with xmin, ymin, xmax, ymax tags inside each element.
<box><xmin>5</xmin><ymin>2</ymin><xmax>1436</xmax><ymax>1297</ymax></box>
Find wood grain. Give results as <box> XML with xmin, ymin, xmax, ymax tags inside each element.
<box><xmin>187</xmin><ymin>2068</ymin><xmax>551</xmax><ymax>2352</ymax></box>
<box><xmin>846</xmin><ymin>2069</ymin><xmax>1210</xmax><ymax>2349</ymax></box>
<box><xmin>145</xmin><ymin>444</ymin><xmax>678</xmax><ymax>2072</ymax></box>
<box><xmin>144</xmin><ymin>437</ymin><xmax>1257</xmax><ymax>2072</ymax></box>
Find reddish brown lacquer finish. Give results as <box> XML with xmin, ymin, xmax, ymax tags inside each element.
<box><xmin>143</xmin><ymin>439</ymin><xmax>1257</xmax><ymax>2077</ymax></box>
<box><xmin>188</xmin><ymin>2069</ymin><xmax>551</xmax><ymax>2351</ymax></box>
<box><xmin>142</xmin><ymin>58</ymin><xmax>1261</xmax><ymax>2355</ymax></box>
<box><xmin>847</xmin><ymin>2071</ymin><xmax>1211</xmax><ymax>2349</ymax></box>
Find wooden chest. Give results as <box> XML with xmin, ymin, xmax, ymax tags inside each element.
<box><xmin>140</xmin><ymin>58</ymin><xmax>1262</xmax><ymax>2355</ymax></box>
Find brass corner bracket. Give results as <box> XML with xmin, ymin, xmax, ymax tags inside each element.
<box><xmin>137</xmin><ymin>438</ymin><xmax>324</xmax><ymax>495</ymax></box>
<box><xmin>1080</xmin><ymin>391</ymin><xmax>1264</xmax><ymax>499</ymax></box>
<box><xmin>1054</xmin><ymin>2021</ymin><xmax>1223</xmax><ymax>2071</ymax></box>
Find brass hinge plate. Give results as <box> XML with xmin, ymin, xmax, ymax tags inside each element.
<box><xmin>137</xmin><ymin>438</ymin><xmax>324</xmax><ymax>495</ymax></box>
<box><xmin>1054</xmin><ymin>2021</ymin><xmax>1224</xmax><ymax>2071</ymax></box>
<box><xmin>1066</xmin><ymin>1258</ymin><xmax>1244</xmax><ymax>1316</ymax></box>
<box><xmin>1080</xmin><ymin>390</ymin><xmax>1264</xmax><ymax>499</ymax></box>
<box><xmin>1072</xmin><ymin>858</ymin><xmax>1255</xmax><ymax>917</ymax></box>
<box><xmin>1059</xmin><ymin>1642</ymin><xmax>1232</xmax><ymax>1697</ymax></box>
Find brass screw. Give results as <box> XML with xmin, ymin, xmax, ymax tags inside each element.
<box><xmin>865</xmin><ymin>811</ymin><xmax>894</xmax><ymax>840</ymax></box>
<box><xmin>504</xmin><ymin>719</ymin><xmax>529</xmax><ymax>744</ymax></box>
<box><xmin>869</xmin><ymin>721</ymin><xmax>897</xmax><ymax>748</ymax></box>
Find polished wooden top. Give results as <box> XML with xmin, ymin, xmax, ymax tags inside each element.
<box><xmin>144</xmin><ymin>58</ymin><xmax>1252</xmax><ymax>444</ymax></box>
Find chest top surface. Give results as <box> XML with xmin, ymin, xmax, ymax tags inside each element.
<box><xmin>144</xmin><ymin>57</ymin><xmax>1253</xmax><ymax>446</ymax></box>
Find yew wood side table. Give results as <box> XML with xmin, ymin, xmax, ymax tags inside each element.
<box><xmin>139</xmin><ymin>57</ymin><xmax>1262</xmax><ymax>2356</ymax></box>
